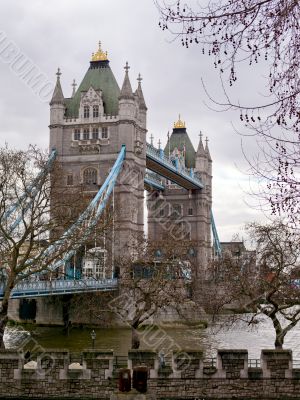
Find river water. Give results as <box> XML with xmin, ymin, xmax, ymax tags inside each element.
<box><xmin>4</xmin><ymin>315</ymin><xmax>300</xmax><ymax>359</ymax></box>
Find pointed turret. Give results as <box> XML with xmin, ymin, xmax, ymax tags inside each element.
<box><xmin>118</xmin><ymin>62</ymin><xmax>136</xmax><ymax>119</ymax></box>
<box><xmin>119</xmin><ymin>62</ymin><xmax>134</xmax><ymax>100</ymax></box>
<box><xmin>196</xmin><ymin>131</ymin><xmax>205</xmax><ymax>156</ymax></box>
<box><xmin>50</xmin><ymin>68</ymin><xmax>65</xmax><ymax>128</ymax></box>
<box><xmin>195</xmin><ymin>131</ymin><xmax>208</xmax><ymax>174</ymax></box>
<box><xmin>50</xmin><ymin>68</ymin><xmax>64</xmax><ymax>105</ymax></box>
<box><xmin>205</xmin><ymin>137</ymin><xmax>212</xmax><ymax>178</ymax></box>
<box><xmin>135</xmin><ymin>73</ymin><xmax>147</xmax><ymax>128</ymax></box>
<box><xmin>135</xmin><ymin>74</ymin><xmax>147</xmax><ymax>110</ymax></box>
<box><xmin>205</xmin><ymin>137</ymin><xmax>212</xmax><ymax>162</ymax></box>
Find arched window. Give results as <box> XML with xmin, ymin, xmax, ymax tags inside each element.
<box><xmin>74</xmin><ymin>128</ymin><xmax>80</xmax><ymax>140</ymax></box>
<box><xmin>83</xmin><ymin>168</ymin><xmax>97</xmax><ymax>185</ymax></box>
<box><xmin>93</xmin><ymin>105</ymin><xmax>99</xmax><ymax>118</ymax></box>
<box><xmin>83</xmin><ymin>128</ymin><xmax>89</xmax><ymax>140</ymax></box>
<box><xmin>171</xmin><ymin>204</ymin><xmax>182</xmax><ymax>219</ymax></box>
<box><xmin>92</xmin><ymin>127</ymin><xmax>99</xmax><ymax>139</ymax></box>
<box><xmin>102</xmin><ymin>127</ymin><xmax>108</xmax><ymax>139</ymax></box>
<box><xmin>84</xmin><ymin>106</ymin><xmax>89</xmax><ymax>118</ymax></box>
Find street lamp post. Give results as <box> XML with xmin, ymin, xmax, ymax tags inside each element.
<box><xmin>91</xmin><ymin>329</ymin><xmax>96</xmax><ymax>349</ymax></box>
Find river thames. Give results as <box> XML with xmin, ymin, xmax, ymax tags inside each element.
<box><xmin>4</xmin><ymin>315</ymin><xmax>300</xmax><ymax>359</ymax></box>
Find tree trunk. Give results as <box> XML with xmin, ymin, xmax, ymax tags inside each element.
<box><xmin>270</xmin><ymin>314</ymin><xmax>284</xmax><ymax>349</ymax></box>
<box><xmin>131</xmin><ymin>326</ymin><xmax>140</xmax><ymax>349</ymax></box>
<box><xmin>0</xmin><ymin>300</ymin><xmax>9</xmax><ymax>349</ymax></box>
<box><xmin>274</xmin><ymin>332</ymin><xmax>284</xmax><ymax>349</ymax></box>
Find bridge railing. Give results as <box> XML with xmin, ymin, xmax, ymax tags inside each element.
<box><xmin>0</xmin><ymin>278</ymin><xmax>118</xmax><ymax>298</ymax></box>
<box><xmin>146</xmin><ymin>143</ymin><xmax>203</xmax><ymax>188</ymax></box>
<box><xmin>144</xmin><ymin>170</ymin><xmax>165</xmax><ymax>190</ymax></box>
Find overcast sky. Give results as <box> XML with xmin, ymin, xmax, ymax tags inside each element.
<box><xmin>0</xmin><ymin>0</ymin><xmax>270</xmax><ymax>242</ymax></box>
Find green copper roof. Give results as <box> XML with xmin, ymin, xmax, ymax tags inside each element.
<box><xmin>65</xmin><ymin>61</ymin><xmax>120</xmax><ymax>118</ymax></box>
<box><xmin>164</xmin><ymin>128</ymin><xmax>196</xmax><ymax>169</ymax></box>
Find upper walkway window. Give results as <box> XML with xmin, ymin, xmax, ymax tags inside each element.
<box><xmin>74</xmin><ymin>129</ymin><xmax>80</xmax><ymax>140</ymax></box>
<box><xmin>93</xmin><ymin>105</ymin><xmax>99</xmax><ymax>118</ymax></box>
<box><xmin>92</xmin><ymin>127</ymin><xmax>99</xmax><ymax>139</ymax></box>
<box><xmin>83</xmin><ymin>168</ymin><xmax>97</xmax><ymax>185</ymax></box>
<box><xmin>102</xmin><ymin>127</ymin><xmax>108</xmax><ymax>139</ymax></box>
<box><xmin>84</xmin><ymin>106</ymin><xmax>90</xmax><ymax>118</ymax></box>
<box><xmin>83</xmin><ymin>128</ymin><xmax>89</xmax><ymax>140</ymax></box>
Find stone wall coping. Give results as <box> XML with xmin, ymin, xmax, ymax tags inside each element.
<box><xmin>261</xmin><ymin>349</ymin><xmax>292</xmax><ymax>356</ymax></box>
<box><xmin>82</xmin><ymin>349</ymin><xmax>114</xmax><ymax>358</ymax></box>
<box><xmin>0</xmin><ymin>351</ymin><xmax>21</xmax><ymax>359</ymax></box>
<box><xmin>37</xmin><ymin>348</ymin><xmax>69</xmax><ymax>354</ymax></box>
<box><xmin>128</xmin><ymin>350</ymin><xmax>157</xmax><ymax>358</ymax></box>
<box><xmin>218</xmin><ymin>349</ymin><xmax>248</xmax><ymax>354</ymax></box>
<box><xmin>173</xmin><ymin>350</ymin><xmax>203</xmax><ymax>356</ymax></box>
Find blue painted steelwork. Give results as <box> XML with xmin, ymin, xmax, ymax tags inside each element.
<box><xmin>211</xmin><ymin>211</ymin><xmax>222</xmax><ymax>257</ymax></box>
<box><xmin>144</xmin><ymin>170</ymin><xmax>165</xmax><ymax>191</ymax></box>
<box><xmin>144</xmin><ymin>145</ymin><xmax>221</xmax><ymax>252</ymax></box>
<box><xmin>3</xmin><ymin>143</ymin><xmax>222</xmax><ymax>299</ymax></box>
<box><xmin>0</xmin><ymin>278</ymin><xmax>118</xmax><ymax>299</ymax></box>
<box><xmin>30</xmin><ymin>145</ymin><xmax>126</xmax><ymax>272</ymax></box>
<box><xmin>3</xmin><ymin>149</ymin><xmax>57</xmax><ymax>228</ymax></box>
<box><xmin>146</xmin><ymin>143</ymin><xmax>203</xmax><ymax>190</ymax></box>
<box><xmin>65</xmin><ymin>264</ymin><xmax>81</xmax><ymax>280</ymax></box>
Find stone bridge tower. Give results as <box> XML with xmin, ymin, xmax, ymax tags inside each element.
<box><xmin>49</xmin><ymin>43</ymin><xmax>147</xmax><ymax>276</ymax></box>
<box><xmin>147</xmin><ymin>117</ymin><xmax>212</xmax><ymax>276</ymax></box>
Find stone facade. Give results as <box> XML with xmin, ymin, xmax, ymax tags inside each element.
<box><xmin>49</xmin><ymin>47</ymin><xmax>147</xmax><ymax>277</ymax></box>
<box><xmin>147</xmin><ymin>127</ymin><xmax>212</xmax><ymax>274</ymax></box>
<box><xmin>49</xmin><ymin>44</ymin><xmax>213</xmax><ymax>280</ymax></box>
<box><xmin>1</xmin><ymin>349</ymin><xmax>300</xmax><ymax>399</ymax></box>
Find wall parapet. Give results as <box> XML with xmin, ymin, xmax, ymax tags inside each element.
<box><xmin>0</xmin><ymin>349</ymin><xmax>300</xmax><ymax>398</ymax></box>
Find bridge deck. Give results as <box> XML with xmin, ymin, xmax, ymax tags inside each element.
<box><xmin>144</xmin><ymin>170</ymin><xmax>165</xmax><ymax>191</ymax></box>
<box><xmin>146</xmin><ymin>143</ymin><xmax>203</xmax><ymax>190</ymax></box>
<box><xmin>0</xmin><ymin>279</ymin><xmax>118</xmax><ymax>299</ymax></box>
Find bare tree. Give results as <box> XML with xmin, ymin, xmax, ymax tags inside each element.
<box><xmin>109</xmin><ymin>235</ymin><xmax>197</xmax><ymax>349</ymax></box>
<box><xmin>155</xmin><ymin>0</ymin><xmax>300</xmax><ymax>226</ymax></box>
<box><xmin>0</xmin><ymin>145</ymin><xmax>109</xmax><ymax>347</ymax></box>
<box><xmin>200</xmin><ymin>221</ymin><xmax>300</xmax><ymax>349</ymax></box>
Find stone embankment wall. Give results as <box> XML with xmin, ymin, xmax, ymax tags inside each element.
<box><xmin>0</xmin><ymin>349</ymin><xmax>300</xmax><ymax>399</ymax></box>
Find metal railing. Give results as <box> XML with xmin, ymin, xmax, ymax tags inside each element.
<box><xmin>0</xmin><ymin>278</ymin><xmax>118</xmax><ymax>299</ymax></box>
<box><xmin>293</xmin><ymin>360</ymin><xmax>300</xmax><ymax>368</ymax></box>
<box><xmin>111</xmin><ymin>356</ymin><xmax>300</xmax><ymax>370</ymax></box>
<box><xmin>248</xmin><ymin>359</ymin><xmax>261</xmax><ymax>368</ymax></box>
<box><xmin>144</xmin><ymin>170</ymin><xmax>165</xmax><ymax>191</ymax></box>
<box><xmin>203</xmin><ymin>358</ymin><xmax>217</xmax><ymax>368</ymax></box>
<box><xmin>146</xmin><ymin>143</ymin><xmax>203</xmax><ymax>189</ymax></box>
<box><xmin>114</xmin><ymin>355</ymin><xmax>129</xmax><ymax>369</ymax></box>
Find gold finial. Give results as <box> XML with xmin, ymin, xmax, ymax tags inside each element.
<box><xmin>91</xmin><ymin>41</ymin><xmax>108</xmax><ymax>62</ymax></box>
<box><xmin>174</xmin><ymin>114</ymin><xmax>186</xmax><ymax>129</ymax></box>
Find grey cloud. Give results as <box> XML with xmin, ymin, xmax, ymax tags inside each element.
<box><xmin>0</xmin><ymin>0</ymin><xmax>270</xmax><ymax>241</ymax></box>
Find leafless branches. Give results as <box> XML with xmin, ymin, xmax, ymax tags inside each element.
<box><xmin>110</xmin><ymin>235</ymin><xmax>197</xmax><ymax>348</ymax></box>
<box><xmin>200</xmin><ymin>221</ymin><xmax>300</xmax><ymax>348</ymax></box>
<box><xmin>155</xmin><ymin>0</ymin><xmax>300</xmax><ymax>226</ymax></box>
<box><xmin>0</xmin><ymin>145</ymin><xmax>109</xmax><ymax>347</ymax></box>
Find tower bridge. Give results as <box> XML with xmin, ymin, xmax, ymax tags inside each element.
<box><xmin>4</xmin><ymin>43</ymin><xmax>221</xmax><ymax>301</ymax></box>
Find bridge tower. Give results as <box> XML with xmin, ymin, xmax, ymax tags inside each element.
<box><xmin>147</xmin><ymin>118</ymin><xmax>212</xmax><ymax>276</ymax></box>
<box><xmin>49</xmin><ymin>43</ymin><xmax>147</xmax><ymax>276</ymax></box>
